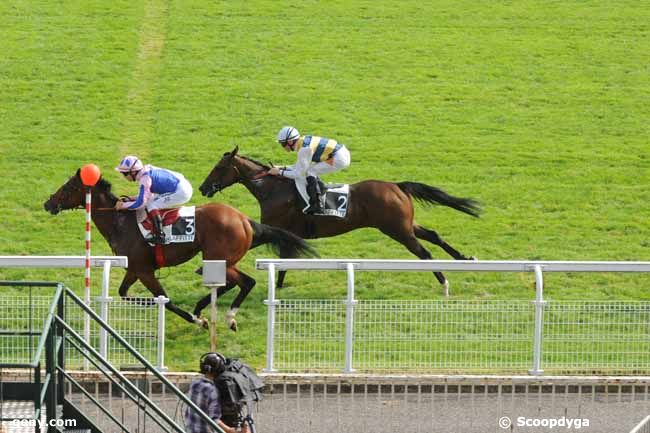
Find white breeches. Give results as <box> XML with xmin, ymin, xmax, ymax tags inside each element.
<box><xmin>306</xmin><ymin>146</ymin><xmax>351</xmax><ymax>177</ymax></box>
<box><xmin>146</xmin><ymin>178</ymin><xmax>193</xmax><ymax>211</ymax></box>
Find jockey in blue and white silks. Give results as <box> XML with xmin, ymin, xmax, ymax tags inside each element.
<box><xmin>270</xmin><ymin>126</ymin><xmax>351</xmax><ymax>214</ymax></box>
<box><xmin>115</xmin><ymin>155</ymin><xmax>193</xmax><ymax>243</ymax></box>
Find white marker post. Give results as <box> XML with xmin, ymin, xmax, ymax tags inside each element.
<box><xmin>80</xmin><ymin>164</ymin><xmax>101</xmax><ymax>370</ymax></box>
<box><xmin>202</xmin><ymin>260</ymin><xmax>226</xmax><ymax>352</ymax></box>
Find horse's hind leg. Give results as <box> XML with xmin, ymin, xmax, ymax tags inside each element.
<box><xmin>192</xmin><ymin>281</ymin><xmax>237</xmax><ymax>317</ymax></box>
<box><xmin>380</xmin><ymin>229</ymin><xmax>449</xmax><ymax>296</ymax></box>
<box><xmin>414</xmin><ymin>225</ymin><xmax>473</xmax><ymax>260</ymax></box>
<box><xmin>224</xmin><ymin>268</ymin><xmax>256</xmax><ymax>332</ymax></box>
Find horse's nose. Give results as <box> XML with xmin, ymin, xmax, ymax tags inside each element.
<box><xmin>199</xmin><ymin>183</ymin><xmax>215</xmax><ymax>197</ymax></box>
<box><xmin>43</xmin><ymin>199</ymin><xmax>59</xmax><ymax>214</ymax></box>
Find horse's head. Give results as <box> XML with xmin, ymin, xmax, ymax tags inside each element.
<box><xmin>43</xmin><ymin>169</ymin><xmax>88</xmax><ymax>214</ymax></box>
<box><xmin>199</xmin><ymin>146</ymin><xmax>243</xmax><ymax>197</ymax></box>
<box><xmin>44</xmin><ymin>170</ymin><xmax>114</xmax><ymax>214</ymax></box>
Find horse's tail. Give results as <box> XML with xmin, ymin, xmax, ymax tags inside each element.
<box><xmin>396</xmin><ymin>181</ymin><xmax>481</xmax><ymax>218</ymax></box>
<box><xmin>249</xmin><ymin>219</ymin><xmax>319</xmax><ymax>258</ymax></box>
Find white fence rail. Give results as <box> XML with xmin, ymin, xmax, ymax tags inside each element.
<box><xmin>256</xmin><ymin>259</ymin><xmax>650</xmax><ymax>375</ymax></box>
<box><xmin>0</xmin><ymin>256</ymin><xmax>168</xmax><ymax>370</ymax></box>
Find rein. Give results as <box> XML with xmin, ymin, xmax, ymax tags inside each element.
<box><xmin>233</xmin><ymin>163</ymin><xmax>268</xmax><ymax>182</ymax></box>
<box><xmin>251</xmin><ymin>171</ymin><xmax>269</xmax><ymax>180</ymax></box>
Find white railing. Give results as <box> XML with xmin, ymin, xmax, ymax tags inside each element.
<box><xmin>0</xmin><ymin>256</ymin><xmax>168</xmax><ymax>370</ymax></box>
<box><xmin>256</xmin><ymin>259</ymin><xmax>650</xmax><ymax>375</ymax></box>
<box><xmin>12</xmin><ymin>370</ymin><xmax>644</xmax><ymax>433</ymax></box>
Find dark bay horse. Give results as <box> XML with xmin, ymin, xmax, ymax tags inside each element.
<box><xmin>199</xmin><ymin>146</ymin><xmax>481</xmax><ymax>295</ymax></box>
<box><xmin>44</xmin><ymin>169</ymin><xmax>317</xmax><ymax>330</ymax></box>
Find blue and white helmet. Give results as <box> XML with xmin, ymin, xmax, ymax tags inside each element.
<box><xmin>277</xmin><ymin>126</ymin><xmax>300</xmax><ymax>144</ymax></box>
<box><xmin>115</xmin><ymin>155</ymin><xmax>143</xmax><ymax>173</ymax></box>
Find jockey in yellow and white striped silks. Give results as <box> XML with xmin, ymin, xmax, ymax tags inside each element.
<box><xmin>274</xmin><ymin>128</ymin><xmax>351</xmax><ymax>179</ymax></box>
<box><xmin>271</xmin><ymin>126</ymin><xmax>351</xmax><ymax>214</ymax></box>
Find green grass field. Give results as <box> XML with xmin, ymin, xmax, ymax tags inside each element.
<box><xmin>1</xmin><ymin>1</ymin><xmax>649</xmax><ymax>371</ymax></box>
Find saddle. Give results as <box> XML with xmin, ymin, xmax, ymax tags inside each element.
<box><xmin>136</xmin><ymin>206</ymin><xmax>196</xmax><ymax>245</ymax></box>
<box><xmin>293</xmin><ymin>179</ymin><xmax>349</xmax><ymax>218</ymax></box>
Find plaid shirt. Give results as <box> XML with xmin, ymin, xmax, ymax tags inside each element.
<box><xmin>185</xmin><ymin>376</ymin><xmax>222</xmax><ymax>433</ymax></box>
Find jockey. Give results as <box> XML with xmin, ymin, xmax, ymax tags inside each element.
<box><xmin>269</xmin><ymin>126</ymin><xmax>351</xmax><ymax>214</ymax></box>
<box><xmin>114</xmin><ymin>155</ymin><xmax>193</xmax><ymax>244</ymax></box>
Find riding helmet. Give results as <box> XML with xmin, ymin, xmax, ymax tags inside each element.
<box><xmin>115</xmin><ymin>155</ymin><xmax>143</xmax><ymax>173</ymax></box>
<box><xmin>277</xmin><ymin>126</ymin><xmax>300</xmax><ymax>144</ymax></box>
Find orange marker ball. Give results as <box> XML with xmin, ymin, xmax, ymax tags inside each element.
<box><xmin>80</xmin><ymin>163</ymin><xmax>101</xmax><ymax>186</ymax></box>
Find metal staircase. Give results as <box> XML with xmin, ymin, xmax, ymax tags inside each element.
<box><xmin>0</xmin><ymin>282</ymin><xmax>225</xmax><ymax>433</ymax></box>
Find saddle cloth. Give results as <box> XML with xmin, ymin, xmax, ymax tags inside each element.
<box><xmin>294</xmin><ymin>178</ymin><xmax>349</xmax><ymax>218</ymax></box>
<box><xmin>136</xmin><ymin>206</ymin><xmax>196</xmax><ymax>245</ymax></box>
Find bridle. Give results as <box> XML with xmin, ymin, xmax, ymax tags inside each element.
<box><xmin>208</xmin><ymin>158</ymin><xmax>268</xmax><ymax>194</ymax></box>
<box><xmin>49</xmin><ymin>178</ymin><xmax>86</xmax><ymax>212</ymax></box>
<box><xmin>50</xmin><ymin>177</ymin><xmax>116</xmax><ymax>212</ymax></box>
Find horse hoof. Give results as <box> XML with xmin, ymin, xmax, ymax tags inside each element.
<box><xmin>469</xmin><ymin>256</ymin><xmax>477</xmax><ymax>261</ymax></box>
<box><xmin>192</xmin><ymin>315</ymin><xmax>208</xmax><ymax>329</ymax></box>
<box><xmin>229</xmin><ymin>320</ymin><xmax>238</xmax><ymax>332</ymax></box>
<box><xmin>442</xmin><ymin>280</ymin><xmax>450</xmax><ymax>297</ymax></box>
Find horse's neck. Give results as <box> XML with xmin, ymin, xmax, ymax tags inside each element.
<box><xmin>235</xmin><ymin>162</ymin><xmax>269</xmax><ymax>201</ymax></box>
<box><xmin>240</xmin><ymin>176</ymin><xmax>269</xmax><ymax>202</ymax></box>
<box><xmin>236</xmin><ymin>158</ymin><xmax>296</xmax><ymax>204</ymax></box>
<box><xmin>240</xmin><ymin>174</ymin><xmax>295</xmax><ymax>206</ymax></box>
<box><xmin>89</xmin><ymin>192</ymin><xmax>119</xmax><ymax>242</ymax></box>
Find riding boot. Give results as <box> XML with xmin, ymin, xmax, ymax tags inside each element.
<box><xmin>305</xmin><ymin>176</ymin><xmax>323</xmax><ymax>215</ymax></box>
<box><xmin>148</xmin><ymin>210</ymin><xmax>167</xmax><ymax>244</ymax></box>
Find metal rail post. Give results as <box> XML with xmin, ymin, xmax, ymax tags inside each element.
<box><xmin>264</xmin><ymin>263</ymin><xmax>278</xmax><ymax>372</ymax></box>
<box><xmin>210</xmin><ymin>286</ymin><xmax>218</xmax><ymax>351</ymax></box>
<box><xmin>529</xmin><ymin>264</ymin><xmax>546</xmax><ymax>375</ymax></box>
<box><xmin>343</xmin><ymin>263</ymin><xmax>358</xmax><ymax>373</ymax></box>
<box><xmin>97</xmin><ymin>260</ymin><xmax>112</xmax><ymax>360</ymax></box>
<box><xmin>154</xmin><ymin>296</ymin><xmax>169</xmax><ymax>371</ymax></box>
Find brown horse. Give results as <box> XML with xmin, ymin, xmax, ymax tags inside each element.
<box><xmin>199</xmin><ymin>146</ymin><xmax>481</xmax><ymax>294</ymax></box>
<box><xmin>44</xmin><ymin>169</ymin><xmax>317</xmax><ymax>330</ymax></box>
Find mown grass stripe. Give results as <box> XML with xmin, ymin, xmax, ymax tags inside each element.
<box><xmin>119</xmin><ymin>0</ymin><xmax>169</xmax><ymax>159</ymax></box>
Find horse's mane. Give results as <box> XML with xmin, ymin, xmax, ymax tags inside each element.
<box><xmin>95</xmin><ymin>177</ymin><xmax>119</xmax><ymax>200</ymax></box>
<box><xmin>238</xmin><ymin>155</ymin><xmax>270</xmax><ymax>171</ymax></box>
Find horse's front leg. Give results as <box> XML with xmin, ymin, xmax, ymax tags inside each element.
<box><xmin>276</xmin><ymin>243</ymin><xmax>296</xmax><ymax>288</ymax></box>
<box><xmin>276</xmin><ymin>270</ymin><xmax>288</xmax><ymax>289</ymax></box>
<box><xmin>138</xmin><ymin>271</ymin><xmax>205</xmax><ymax>328</ymax></box>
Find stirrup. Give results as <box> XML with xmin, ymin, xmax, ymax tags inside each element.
<box><xmin>305</xmin><ymin>204</ymin><xmax>322</xmax><ymax>215</ymax></box>
<box><xmin>146</xmin><ymin>234</ymin><xmax>167</xmax><ymax>245</ymax></box>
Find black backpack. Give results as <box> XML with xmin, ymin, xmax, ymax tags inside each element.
<box><xmin>214</xmin><ymin>358</ymin><xmax>264</xmax><ymax>416</ymax></box>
